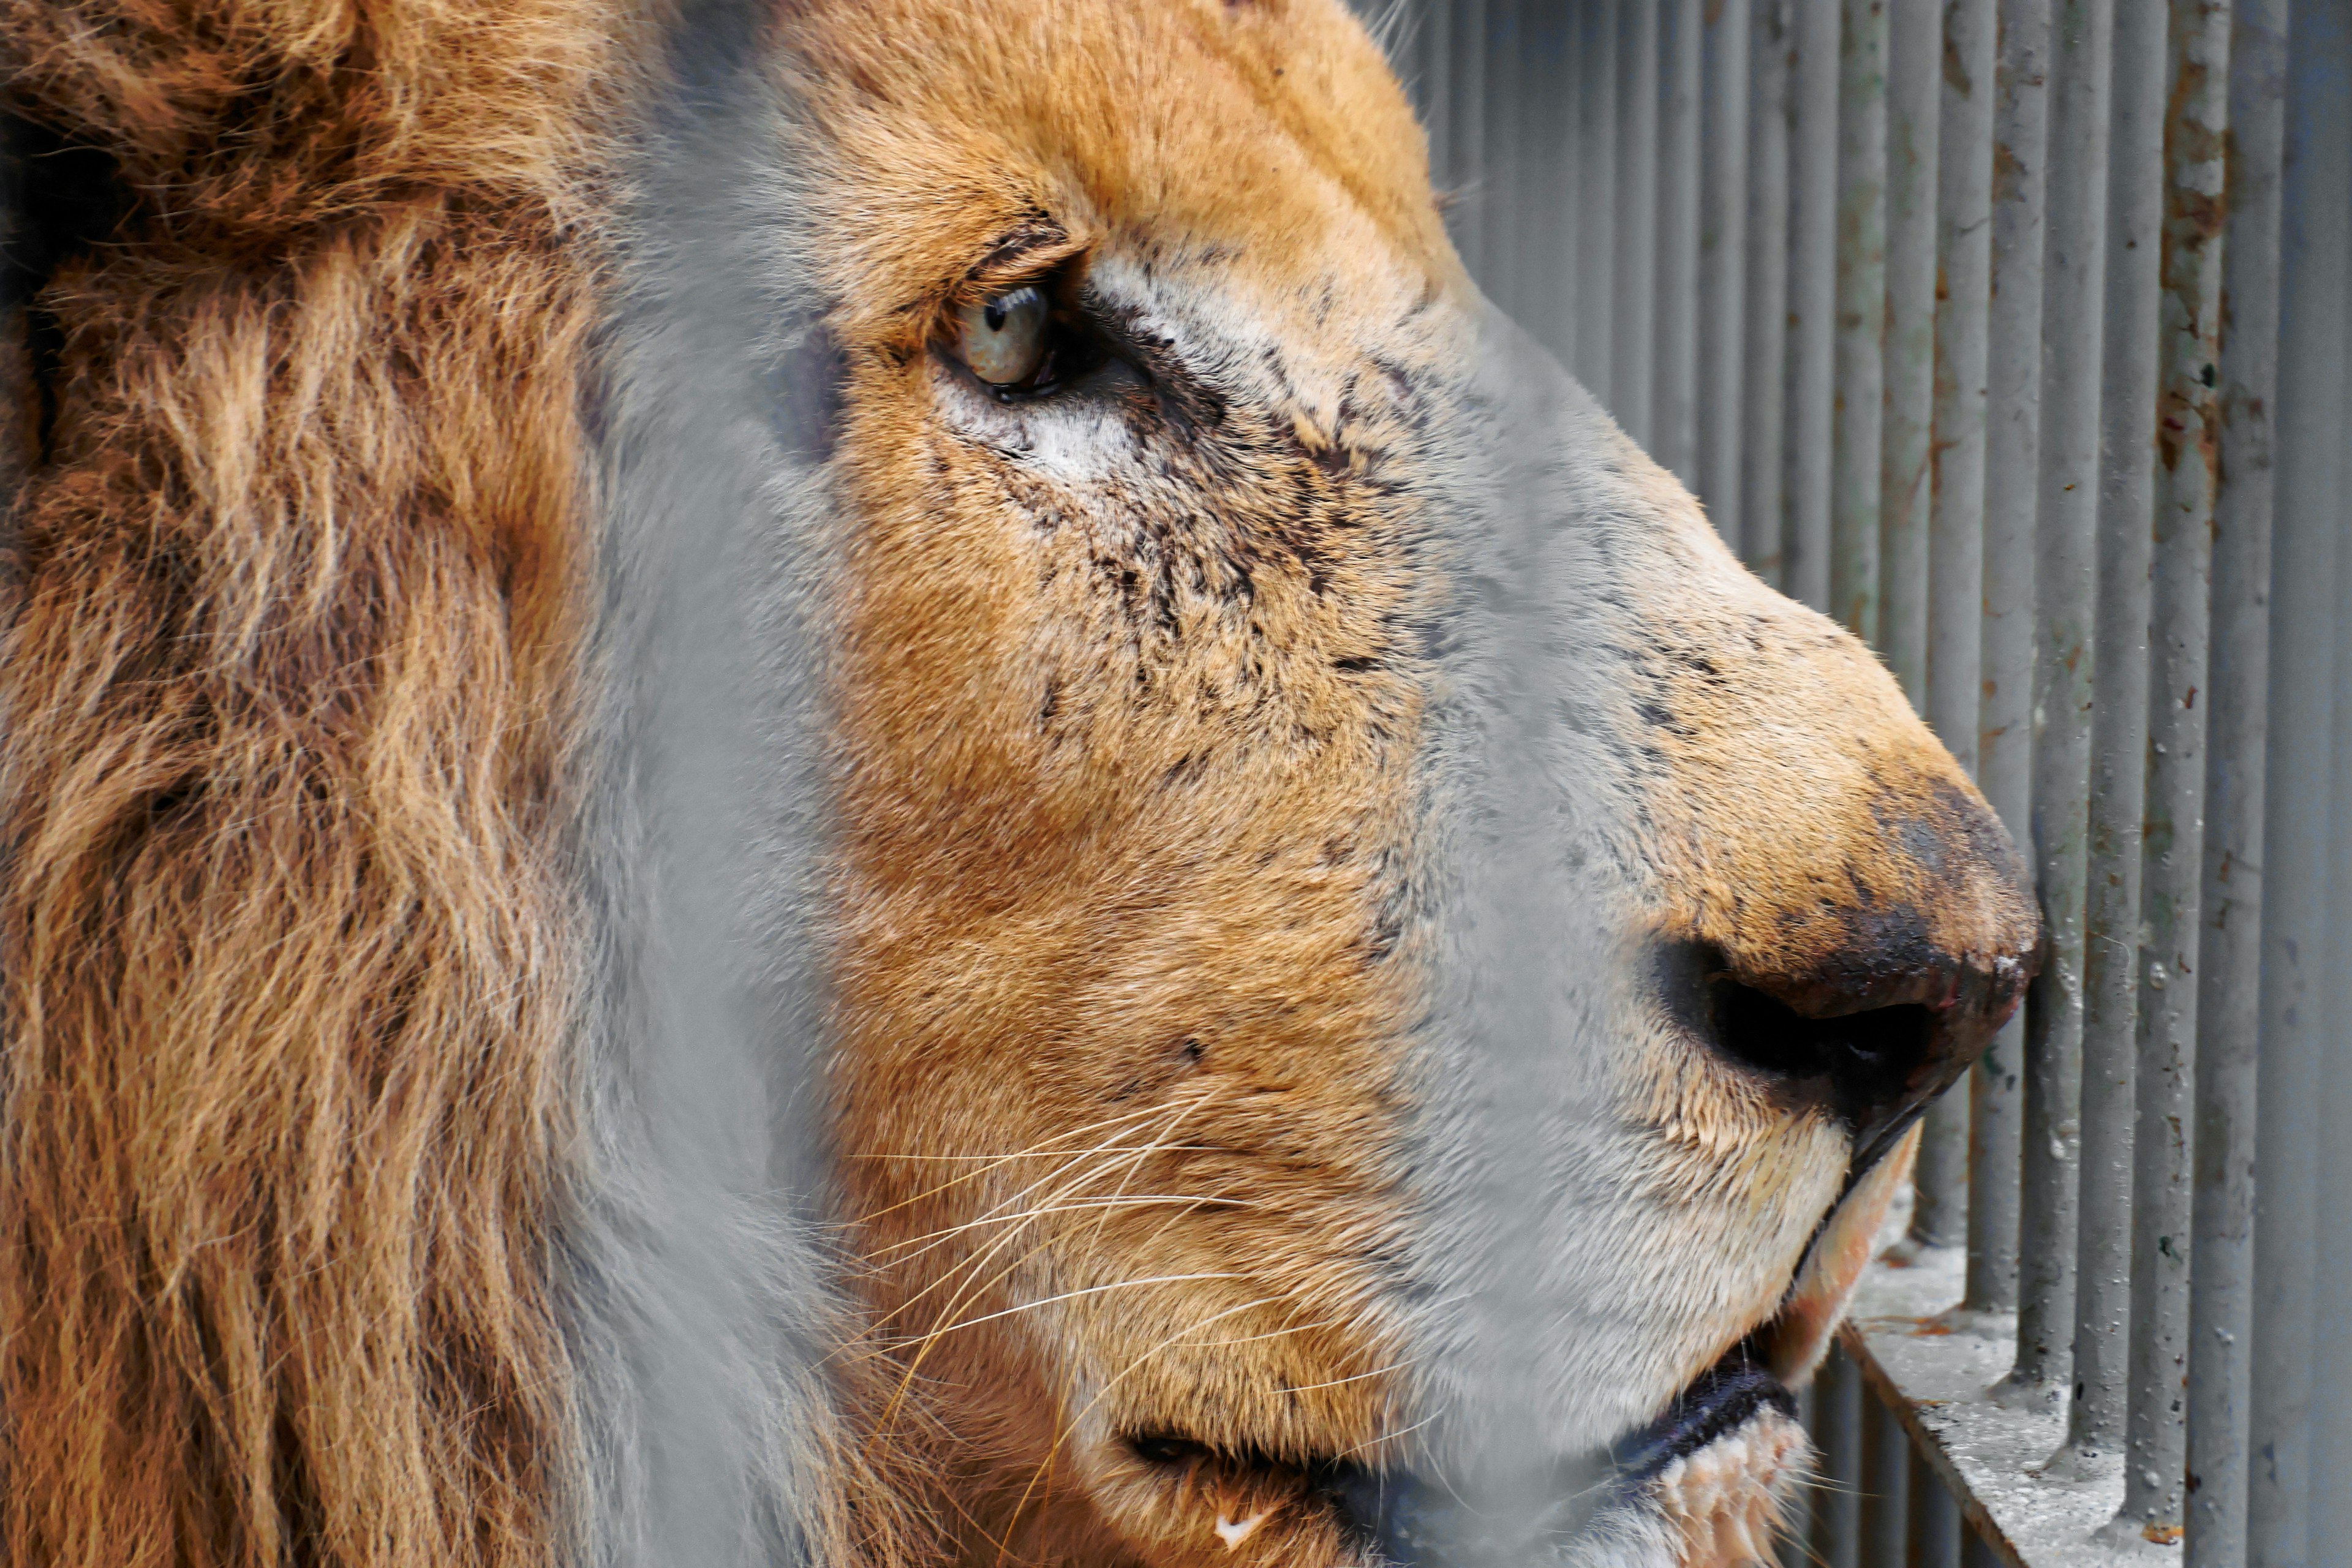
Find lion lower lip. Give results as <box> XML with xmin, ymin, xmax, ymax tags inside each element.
<box><xmin>1131</xmin><ymin>1346</ymin><xmax>1793</xmax><ymax>1564</ymax></box>
<box><xmin>1310</xmin><ymin>1347</ymin><xmax>1794</xmax><ymax>1566</ymax></box>
<box><xmin>1607</xmin><ymin>1342</ymin><xmax>1794</xmax><ymax>1482</ymax></box>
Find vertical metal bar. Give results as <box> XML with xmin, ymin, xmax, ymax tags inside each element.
<box><xmin>2116</xmin><ymin>0</ymin><xmax>2230</xmax><ymax>1540</ymax></box>
<box><xmin>1789</xmin><ymin>1375</ymin><xmax>1820</xmax><ymax>1566</ymax></box>
<box><xmin>2230</xmin><ymin>0</ymin><xmax>2323</xmax><ymax>1542</ymax></box>
<box><xmin>1521</xmin><ymin>0</ymin><xmax>1578</xmax><ymax>366</ymax></box>
<box><xmin>1860</xmin><ymin>1389</ymin><xmax>1912</xmax><ymax>1568</ymax></box>
<box><xmin>2008</xmin><ymin>0</ymin><xmax>2113</xmax><ymax>1403</ymax></box>
<box><xmin>1786</xmin><ymin>0</ymin><xmax>1840</xmax><ymax>612</ymax></box>
<box><xmin>1880</xmin><ymin>0</ymin><xmax>1959</xmax><ymax>1247</ymax></box>
<box><xmin>1450</xmin><ymin>0</ymin><xmax>1488</xmax><ymax>274</ymax></box>
<box><xmin>1614</xmin><ymin>0</ymin><xmax>1660</xmax><ymax>442</ymax></box>
<box><xmin>1814</xmin><ymin>1346</ymin><xmax>1864</xmax><ymax>1568</ymax></box>
<box><xmin>1654</xmin><ymin>0</ymin><xmax>1705</xmax><ymax>486</ymax></box>
<box><xmin>1425</xmin><ymin>0</ymin><xmax>1455</xmax><ymax>195</ymax></box>
<box><xmin>2237</xmin><ymin>2</ymin><xmax>2342</xmax><ymax>1561</ymax></box>
<box><xmin>1484</xmin><ymin>0</ymin><xmax>1523</xmax><ymax>317</ymax></box>
<box><xmin>1908</xmin><ymin>1447</ymin><xmax>1964</xmax><ymax>1568</ymax></box>
<box><xmin>1919</xmin><ymin>0</ymin><xmax>1998</xmax><ymax>1253</ymax></box>
<box><xmin>1967</xmin><ymin>0</ymin><xmax>2052</xmax><ymax>1316</ymax></box>
<box><xmin>1831</xmin><ymin>0</ymin><xmax>1889</xmax><ymax>642</ymax></box>
<box><xmin>1741</xmin><ymin>0</ymin><xmax>1793</xmax><ymax>588</ymax></box>
<box><xmin>2305</xmin><ymin>307</ymin><xmax>2352</xmax><ymax>1560</ymax></box>
<box><xmin>2059</xmin><ymin>0</ymin><xmax>2167</xmax><ymax>1475</ymax></box>
<box><xmin>1577</xmin><ymin>0</ymin><xmax>1621</xmax><ymax>402</ymax></box>
<box><xmin>1698</xmin><ymin>0</ymin><xmax>1752</xmax><ymax>549</ymax></box>
<box><xmin>1880</xmin><ymin>0</ymin><xmax>1940</xmax><ymax>706</ymax></box>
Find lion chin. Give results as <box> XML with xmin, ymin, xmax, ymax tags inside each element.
<box><xmin>1130</xmin><ymin>1129</ymin><xmax>1921</xmax><ymax>1568</ymax></box>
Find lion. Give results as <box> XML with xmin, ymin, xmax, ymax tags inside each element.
<box><xmin>0</xmin><ymin>1</ymin><xmax>2038</xmax><ymax>1566</ymax></box>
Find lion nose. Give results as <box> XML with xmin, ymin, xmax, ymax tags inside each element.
<box><xmin>1708</xmin><ymin>947</ymin><xmax>2029</xmax><ymax>1180</ymax></box>
<box><xmin>1675</xmin><ymin>761</ymin><xmax>2041</xmax><ymax>1175</ymax></box>
<box><xmin>1703</xmin><ymin>870</ymin><xmax>2032</xmax><ymax>1175</ymax></box>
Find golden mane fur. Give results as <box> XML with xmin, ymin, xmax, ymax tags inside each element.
<box><xmin>2</xmin><ymin>2</ymin><xmax>608</xmax><ymax>1560</ymax></box>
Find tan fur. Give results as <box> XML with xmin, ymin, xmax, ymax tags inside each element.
<box><xmin>0</xmin><ymin>2</ymin><xmax>611</xmax><ymax>1561</ymax></box>
<box><xmin>788</xmin><ymin>6</ymin><xmax>2029</xmax><ymax>1568</ymax></box>
<box><xmin>787</xmin><ymin>6</ymin><xmax>1450</xmax><ymax>1561</ymax></box>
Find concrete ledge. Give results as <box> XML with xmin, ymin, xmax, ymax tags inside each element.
<box><xmin>1838</xmin><ymin>1246</ymin><xmax>2180</xmax><ymax>1568</ymax></box>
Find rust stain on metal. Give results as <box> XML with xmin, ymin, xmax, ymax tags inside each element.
<box><xmin>2154</xmin><ymin>0</ymin><xmax>2229</xmax><ymax>480</ymax></box>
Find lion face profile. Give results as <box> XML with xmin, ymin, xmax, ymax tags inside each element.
<box><xmin>0</xmin><ymin>2</ymin><xmax>2036</xmax><ymax>1567</ymax></box>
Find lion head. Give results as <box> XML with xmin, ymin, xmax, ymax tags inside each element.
<box><xmin>0</xmin><ymin>2</ymin><xmax>2035</xmax><ymax>1566</ymax></box>
<box><xmin>734</xmin><ymin>2</ymin><xmax>2037</xmax><ymax>1564</ymax></box>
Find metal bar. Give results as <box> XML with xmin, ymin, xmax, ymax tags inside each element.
<box><xmin>1909</xmin><ymin>1446</ymin><xmax>1965</xmax><ymax>1568</ymax></box>
<box><xmin>1815</xmin><ymin>1346</ymin><xmax>1866</xmax><ymax>1568</ymax></box>
<box><xmin>1880</xmin><ymin>0</ymin><xmax>1940</xmax><ymax>706</ymax></box>
<box><xmin>1962</xmin><ymin>1527</ymin><xmax>2006</xmax><ymax>1568</ymax></box>
<box><xmin>1614</xmin><ymin>0</ymin><xmax>1661</xmax><ymax>442</ymax></box>
<box><xmin>1522</xmin><ymin>0</ymin><xmax>1577</xmax><ymax>366</ymax></box>
<box><xmin>1917</xmin><ymin>0</ymin><xmax>1997</xmax><ymax>1254</ymax></box>
<box><xmin>1467</xmin><ymin>0</ymin><xmax>1491</xmax><ymax>270</ymax></box>
<box><xmin>2008</xmin><ymin>0</ymin><xmax>2113</xmax><ymax>1403</ymax></box>
<box><xmin>1967</xmin><ymin>0</ymin><xmax>2052</xmax><ymax>1317</ymax></box>
<box><xmin>1485</xmin><ymin>0</ymin><xmax>1524</xmax><ymax>320</ymax></box>
<box><xmin>1423</xmin><ymin>0</ymin><xmax>1454</xmax><ymax>196</ymax></box>
<box><xmin>1698</xmin><ymin>0</ymin><xmax>1751</xmax><ymax>549</ymax></box>
<box><xmin>1862</xmin><ymin>1386</ymin><xmax>1914</xmax><ymax>1568</ymax></box>
<box><xmin>1577</xmin><ymin>0</ymin><xmax>1621</xmax><ymax>401</ymax></box>
<box><xmin>2059</xmin><ymin>0</ymin><xmax>2168</xmax><ymax>1477</ymax></box>
<box><xmin>1878</xmin><ymin>0</ymin><xmax>1957</xmax><ymax>1248</ymax></box>
<box><xmin>1789</xmin><ymin>1376</ymin><xmax>1819</xmax><ymax>1566</ymax></box>
<box><xmin>1741</xmin><ymin>0</ymin><xmax>1792</xmax><ymax>588</ymax></box>
<box><xmin>2306</xmin><ymin>299</ymin><xmax>2352</xmax><ymax>1559</ymax></box>
<box><xmin>1654</xmin><ymin>0</ymin><xmax>1705</xmax><ymax>486</ymax></box>
<box><xmin>1450</xmin><ymin>0</ymin><xmax>1488</xmax><ymax>274</ymax></box>
<box><xmin>1785</xmin><ymin>0</ymin><xmax>1839</xmax><ymax>612</ymax></box>
<box><xmin>2115</xmin><ymin>0</ymin><xmax>2230</xmax><ymax>1540</ymax></box>
<box><xmin>1831</xmin><ymin>0</ymin><xmax>1889</xmax><ymax>642</ymax></box>
<box><xmin>2237</xmin><ymin>2</ymin><xmax>2342</xmax><ymax>1561</ymax></box>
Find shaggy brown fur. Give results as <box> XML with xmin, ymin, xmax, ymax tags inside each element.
<box><xmin>0</xmin><ymin>3</ymin><xmax>613</xmax><ymax>1562</ymax></box>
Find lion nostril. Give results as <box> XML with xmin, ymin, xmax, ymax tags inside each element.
<box><xmin>1708</xmin><ymin>976</ymin><xmax>1943</xmax><ymax>1150</ymax></box>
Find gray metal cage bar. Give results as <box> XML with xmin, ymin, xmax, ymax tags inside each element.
<box><xmin>1968</xmin><ymin>0</ymin><xmax>2049</xmax><ymax>1321</ymax></box>
<box><xmin>1388</xmin><ymin>1</ymin><xmax>2349</xmax><ymax>1562</ymax></box>
<box><xmin>1616</xmin><ymin>0</ymin><xmax>1662</xmax><ymax>444</ymax></box>
<box><xmin>1787</xmin><ymin>0</ymin><xmax>1838</xmax><ymax>612</ymax></box>
<box><xmin>1653</xmin><ymin>0</ymin><xmax>1702</xmax><ymax>484</ymax></box>
<box><xmin>2065</xmin><ymin>0</ymin><xmax>2164</xmax><ymax>1476</ymax></box>
<box><xmin>1738</xmin><ymin>0</ymin><xmax>1789</xmax><ymax>588</ymax></box>
<box><xmin>1915</xmin><ymin>0</ymin><xmax>1996</xmax><ymax>1255</ymax></box>
<box><xmin>2118</xmin><ymin>0</ymin><xmax>2230</xmax><ymax>1538</ymax></box>
<box><xmin>2249</xmin><ymin>13</ymin><xmax>2349</xmax><ymax>1566</ymax></box>
<box><xmin>2013</xmin><ymin>0</ymin><xmax>2109</xmax><ymax>1407</ymax></box>
<box><xmin>1697</xmin><ymin>0</ymin><xmax>1751</xmax><ymax>552</ymax></box>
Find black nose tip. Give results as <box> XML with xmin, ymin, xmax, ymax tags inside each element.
<box><xmin>1702</xmin><ymin>943</ymin><xmax>2031</xmax><ymax>1178</ymax></box>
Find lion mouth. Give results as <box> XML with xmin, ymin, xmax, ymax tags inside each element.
<box><xmin>1310</xmin><ymin>1341</ymin><xmax>1792</xmax><ymax>1564</ymax></box>
<box><xmin>1126</xmin><ymin>1340</ymin><xmax>1794</xmax><ymax>1565</ymax></box>
<box><xmin>1604</xmin><ymin>1340</ymin><xmax>1795</xmax><ymax>1482</ymax></box>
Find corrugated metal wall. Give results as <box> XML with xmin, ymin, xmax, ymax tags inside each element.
<box><xmin>1370</xmin><ymin>2</ymin><xmax>2352</xmax><ymax>1564</ymax></box>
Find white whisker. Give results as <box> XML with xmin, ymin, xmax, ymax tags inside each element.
<box><xmin>917</xmin><ymin>1272</ymin><xmax>1246</xmax><ymax>1340</ymax></box>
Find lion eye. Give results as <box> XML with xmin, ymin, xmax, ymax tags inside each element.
<box><xmin>953</xmin><ymin>285</ymin><xmax>1051</xmax><ymax>385</ymax></box>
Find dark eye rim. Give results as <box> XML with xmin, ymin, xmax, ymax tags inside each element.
<box><xmin>940</xmin><ymin>262</ymin><xmax>1134</xmax><ymax>403</ymax></box>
